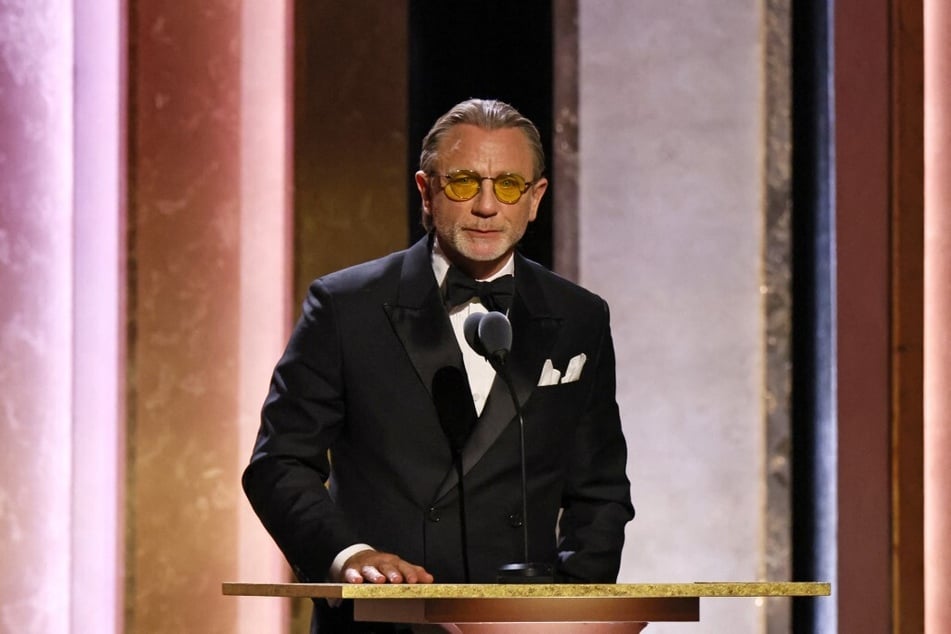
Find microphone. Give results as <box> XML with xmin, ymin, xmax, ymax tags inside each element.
<box><xmin>463</xmin><ymin>312</ymin><xmax>554</xmax><ymax>583</ymax></box>
<box><xmin>432</xmin><ymin>365</ymin><xmax>478</xmax><ymax>582</ymax></box>
<box><xmin>463</xmin><ymin>311</ymin><xmax>512</xmax><ymax>371</ymax></box>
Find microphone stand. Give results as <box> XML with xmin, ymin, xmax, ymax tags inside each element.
<box><xmin>451</xmin><ymin>448</ymin><xmax>471</xmax><ymax>582</ymax></box>
<box><xmin>491</xmin><ymin>354</ymin><xmax>554</xmax><ymax>584</ymax></box>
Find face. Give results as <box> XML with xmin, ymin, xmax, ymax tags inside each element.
<box><xmin>415</xmin><ymin>124</ymin><xmax>548</xmax><ymax>279</ymax></box>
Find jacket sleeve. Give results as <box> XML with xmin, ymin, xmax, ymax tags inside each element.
<box><xmin>555</xmin><ymin>300</ymin><xmax>635</xmax><ymax>582</ymax></box>
<box><xmin>241</xmin><ymin>279</ymin><xmax>360</xmax><ymax>582</ymax></box>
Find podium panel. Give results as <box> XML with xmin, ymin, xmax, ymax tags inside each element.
<box><xmin>354</xmin><ymin>596</ymin><xmax>698</xmax><ymax>623</ymax></box>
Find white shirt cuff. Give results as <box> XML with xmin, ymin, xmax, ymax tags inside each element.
<box><xmin>329</xmin><ymin>543</ymin><xmax>374</xmax><ymax>581</ymax></box>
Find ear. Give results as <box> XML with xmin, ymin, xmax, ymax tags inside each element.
<box><xmin>527</xmin><ymin>177</ymin><xmax>549</xmax><ymax>222</ymax></box>
<box><xmin>415</xmin><ymin>171</ymin><xmax>432</xmax><ymax>211</ymax></box>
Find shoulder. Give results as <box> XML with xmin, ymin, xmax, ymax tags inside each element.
<box><xmin>516</xmin><ymin>253</ymin><xmax>609</xmax><ymax>315</ymax></box>
<box><xmin>316</xmin><ymin>249</ymin><xmax>405</xmax><ymax>293</ymax></box>
<box><xmin>306</xmin><ymin>239</ymin><xmax>423</xmax><ymax>303</ymax></box>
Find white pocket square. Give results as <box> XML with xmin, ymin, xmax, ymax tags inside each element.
<box><xmin>562</xmin><ymin>353</ymin><xmax>587</xmax><ymax>383</ymax></box>
<box><xmin>537</xmin><ymin>358</ymin><xmax>561</xmax><ymax>386</ymax></box>
<box><xmin>537</xmin><ymin>353</ymin><xmax>587</xmax><ymax>386</ymax></box>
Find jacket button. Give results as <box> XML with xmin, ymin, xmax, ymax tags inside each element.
<box><xmin>507</xmin><ymin>513</ymin><xmax>523</xmax><ymax>528</ymax></box>
<box><xmin>427</xmin><ymin>507</ymin><xmax>441</xmax><ymax>522</ymax></box>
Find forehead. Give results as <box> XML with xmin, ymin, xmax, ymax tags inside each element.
<box><xmin>437</xmin><ymin>124</ymin><xmax>534</xmax><ymax>173</ymax></box>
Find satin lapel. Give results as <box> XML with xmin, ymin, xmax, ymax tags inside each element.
<box><xmin>432</xmin><ymin>256</ymin><xmax>563</xmax><ymax>502</ymax></box>
<box><xmin>383</xmin><ymin>237</ymin><xmax>463</xmax><ymax>400</ymax></box>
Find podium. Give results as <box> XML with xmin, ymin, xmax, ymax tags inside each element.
<box><xmin>223</xmin><ymin>581</ymin><xmax>830</xmax><ymax>632</ymax></box>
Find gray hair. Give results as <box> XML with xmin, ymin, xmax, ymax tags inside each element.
<box><xmin>419</xmin><ymin>98</ymin><xmax>545</xmax><ymax>231</ymax></box>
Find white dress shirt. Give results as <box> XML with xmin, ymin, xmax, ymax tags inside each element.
<box><xmin>431</xmin><ymin>239</ymin><xmax>514</xmax><ymax>416</ymax></box>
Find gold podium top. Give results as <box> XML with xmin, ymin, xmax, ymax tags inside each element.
<box><xmin>222</xmin><ymin>581</ymin><xmax>830</xmax><ymax>600</ymax></box>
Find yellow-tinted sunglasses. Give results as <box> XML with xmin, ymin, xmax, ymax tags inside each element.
<box><xmin>435</xmin><ymin>169</ymin><xmax>534</xmax><ymax>204</ymax></box>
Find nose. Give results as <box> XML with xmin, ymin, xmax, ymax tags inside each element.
<box><xmin>470</xmin><ymin>178</ymin><xmax>500</xmax><ymax>216</ymax></box>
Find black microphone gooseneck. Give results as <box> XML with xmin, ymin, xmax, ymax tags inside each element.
<box><xmin>432</xmin><ymin>365</ymin><xmax>478</xmax><ymax>582</ymax></box>
<box><xmin>464</xmin><ymin>311</ymin><xmax>554</xmax><ymax>583</ymax></box>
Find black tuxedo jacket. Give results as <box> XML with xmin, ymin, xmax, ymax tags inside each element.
<box><xmin>243</xmin><ymin>236</ymin><xmax>634</xmax><ymax>588</ymax></box>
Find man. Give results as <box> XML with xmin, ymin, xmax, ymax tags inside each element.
<box><xmin>243</xmin><ymin>98</ymin><xmax>634</xmax><ymax>631</ymax></box>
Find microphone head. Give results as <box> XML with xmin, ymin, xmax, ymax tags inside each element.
<box><xmin>478</xmin><ymin>311</ymin><xmax>512</xmax><ymax>359</ymax></box>
<box><xmin>432</xmin><ymin>365</ymin><xmax>478</xmax><ymax>454</ymax></box>
<box><xmin>463</xmin><ymin>312</ymin><xmax>486</xmax><ymax>357</ymax></box>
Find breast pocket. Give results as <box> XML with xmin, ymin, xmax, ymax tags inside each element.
<box><xmin>523</xmin><ymin>379</ymin><xmax>589</xmax><ymax>438</ymax></box>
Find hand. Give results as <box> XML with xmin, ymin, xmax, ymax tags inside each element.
<box><xmin>341</xmin><ymin>548</ymin><xmax>434</xmax><ymax>585</ymax></box>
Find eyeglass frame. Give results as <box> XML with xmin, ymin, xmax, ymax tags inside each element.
<box><xmin>430</xmin><ymin>169</ymin><xmax>536</xmax><ymax>205</ymax></box>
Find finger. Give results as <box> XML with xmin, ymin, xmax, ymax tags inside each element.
<box><xmin>361</xmin><ymin>565</ymin><xmax>387</xmax><ymax>583</ymax></box>
<box><xmin>402</xmin><ymin>563</ymin><xmax>434</xmax><ymax>584</ymax></box>
<box><xmin>398</xmin><ymin>563</ymin><xmax>417</xmax><ymax>584</ymax></box>
<box><xmin>379</xmin><ymin>566</ymin><xmax>403</xmax><ymax>584</ymax></box>
<box><xmin>343</xmin><ymin>567</ymin><xmax>365</xmax><ymax>584</ymax></box>
<box><xmin>387</xmin><ymin>571</ymin><xmax>403</xmax><ymax>583</ymax></box>
<box><xmin>417</xmin><ymin>567</ymin><xmax>435</xmax><ymax>584</ymax></box>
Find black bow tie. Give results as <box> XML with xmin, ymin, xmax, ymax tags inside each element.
<box><xmin>444</xmin><ymin>266</ymin><xmax>515</xmax><ymax>313</ymax></box>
